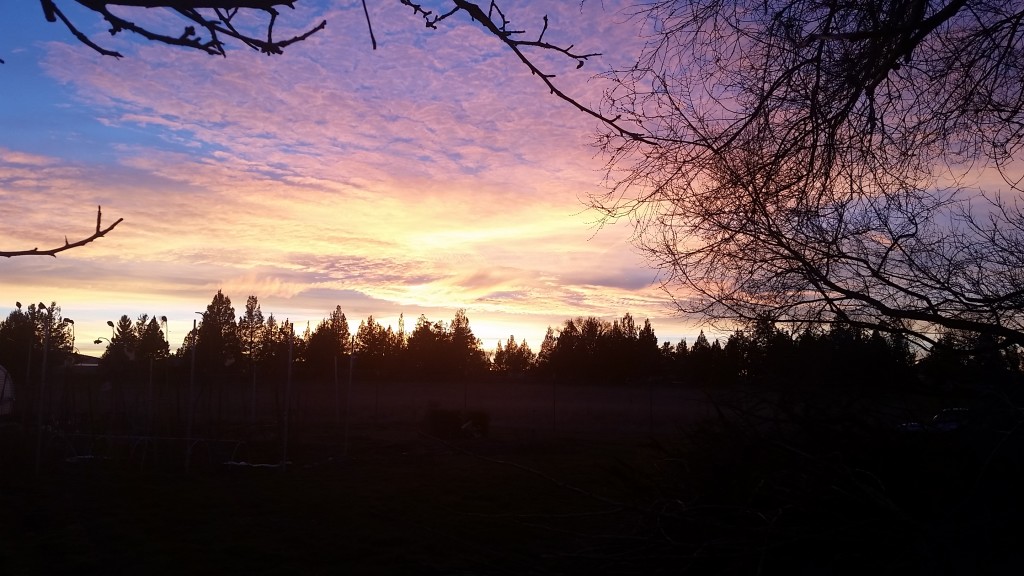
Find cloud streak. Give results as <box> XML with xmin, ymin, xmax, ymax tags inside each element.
<box><xmin>1</xmin><ymin>2</ymin><xmax>704</xmax><ymax>353</ymax></box>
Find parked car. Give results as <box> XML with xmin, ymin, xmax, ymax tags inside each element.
<box><xmin>898</xmin><ymin>408</ymin><xmax>970</xmax><ymax>433</ymax></box>
<box><xmin>929</xmin><ymin>408</ymin><xmax>970</xmax><ymax>432</ymax></box>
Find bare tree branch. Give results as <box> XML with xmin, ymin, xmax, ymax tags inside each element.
<box><xmin>399</xmin><ymin>0</ymin><xmax>652</xmax><ymax>142</ymax></box>
<box><xmin>38</xmin><ymin>0</ymin><xmax>326</xmax><ymax>57</ymax></box>
<box><xmin>590</xmin><ymin>0</ymin><xmax>1024</xmax><ymax>347</ymax></box>
<box><xmin>31</xmin><ymin>2</ymin><xmax>644</xmax><ymax>142</ymax></box>
<box><xmin>1</xmin><ymin>206</ymin><xmax>123</xmax><ymax>258</ymax></box>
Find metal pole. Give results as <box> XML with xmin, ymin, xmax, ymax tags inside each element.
<box><xmin>250</xmin><ymin>360</ymin><xmax>257</xmax><ymax>425</ymax></box>
<box><xmin>34</xmin><ymin>311</ymin><xmax>51</xmax><ymax>475</ymax></box>
<box><xmin>24</xmin><ymin>336</ymin><xmax>32</xmax><ymax>419</ymax></box>
<box><xmin>334</xmin><ymin>355</ymin><xmax>340</xmax><ymax>426</ymax></box>
<box><xmin>552</xmin><ymin>378</ymin><xmax>557</xmax><ymax>435</ymax></box>
<box><xmin>185</xmin><ymin>318</ymin><xmax>196</xmax><ymax>474</ymax></box>
<box><xmin>345</xmin><ymin>348</ymin><xmax>354</xmax><ymax>457</ymax></box>
<box><xmin>649</xmin><ymin>379</ymin><xmax>654</xmax><ymax>437</ymax></box>
<box><xmin>281</xmin><ymin>322</ymin><xmax>293</xmax><ymax>472</ymax></box>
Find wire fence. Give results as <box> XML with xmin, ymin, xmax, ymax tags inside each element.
<box><xmin>1</xmin><ymin>360</ymin><xmax>722</xmax><ymax>473</ymax></box>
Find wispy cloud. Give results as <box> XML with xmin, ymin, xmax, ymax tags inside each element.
<box><xmin>1</xmin><ymin>2</ymin><xmax>704</xmax><ymax>352</ymax></box>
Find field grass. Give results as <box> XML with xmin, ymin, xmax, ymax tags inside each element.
<box><xmin>3</xmin><ymin>379</ymin><xmax>1022</xmax><ymax>574</ymax></box>
<box><xmin>2</xmin><ymin>425</ymin><xmax>694</xmax><ymax>575</ymax></box>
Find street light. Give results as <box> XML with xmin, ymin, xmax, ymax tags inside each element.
<box><xmin>63</xmin><ymin>318</ymin><xmax>75</xmax><ymax>358</ymax></box>
<box><xmin>185</xmin><ymin>313</ymin><xmax>203</xmax><ymax>474</ymax></box>
<box><xmin>35</xmin><ymin>303</ymin><xmax>51</xmax><ymax>475</ymax></box>
<box><xmin>106</xmin><ymin>320</ymin><xmax>115</xmax><ymax>339</ymax></box>
<box><xmin>160</xmin><ymin>315</ymin><xmax>169</xmax><ymax>350</ymax></box>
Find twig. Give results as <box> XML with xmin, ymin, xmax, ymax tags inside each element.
<box><xmin>1</xmin><ymin>206</ymin><xmax>123</xmax><ymax>258</ymax></box>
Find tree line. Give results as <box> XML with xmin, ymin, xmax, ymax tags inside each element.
<box><xmin>2</xmin><ymin>291</ymin><xmax>1021</xmax><ymax>391</ymax></box>
<box><xmin>21</xmin><ymin>2</ymin><xmax>1024</xmax><ymax>351</ymax></box>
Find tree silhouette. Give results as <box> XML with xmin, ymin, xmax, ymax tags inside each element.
<box><xmin>447</xmin><ymin>309</ymin><xmax>487</xmax><ymax>378</ymax></box>
<box><xmin>0</xmin><ymin>302</ymin><xmax>73</xmax><ymax>390</ymax></box>
<box><xmin>237</xmin><ymin>295</ymin><xmax>266</xmax><ymax>365</ymax></box>
<box><xmin>97</xmin><ymin>314</ymin><xmax>168</xmax><ymax>383</ymax></box>
<box><xmin>919</xmin><ymin>328</ymin><xmax>1023</xmax><ymax>390</ymax></box>
<box><xmin>354</xmin><ymin>314</ymin><xmax>402</xmax><ymax>379</ymax></box>
<box><xmin>588</xmin><ymin>0</ymin><xmax>1024</xmax><ymax>349</ymax></box>
<box><xmin>100</xmin><ymin>314</ymin><xmax>137</xmax><ymax>367</ymax></box>
<box><xmin>305</xmin><ymin>305</ymin><xmax>351</xmax><ymax>376</ymax></box>
<box><xmin>492</xmin><ymin>334</ymin><xmax>535</xmax><ymax>377</ymax></box>
<box><xmin>0</xmin><ymin>304</ymin><xmax>36</xmax><ymax>386</ymax></box>
<box><xmin>534</xmin><ymin>315</ymin><xmax>665</xmax><ymax>383</ymax></box>
<box><xmin>195</xmin><ymin>290</ymin><xmax>240</xmax><ymax>375</ymax></box>
<box><xmin>255</xmin><ymin>312</ymin><xmax>289</xmax><ymax>370</ymax></box>
<box><xmin>134</xmin><ymin>314</ymin><xmax>170</xmax><ymax>361</ymax></box>
<box><xmin>534</xmin><ymin>325</ymin><xmax>557</xmax><ymax>377</ymax></box>
<box><xmin>636</xmin><ymin>318</ymin><xmax>660</xmax><ymax>377</ymax></box>
<box><xmin>687</xmin><ymin>331</ymin><xmax>715</xmax><ymax>384</ymax></box>
<box><xmin>405</xmin><ymin>314</ymin><xmax>449</xmax><ymax>380</ymax></box>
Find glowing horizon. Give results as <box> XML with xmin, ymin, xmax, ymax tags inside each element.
<box><xmin>1</xmin><ymin>2</ymin><xmax>711</xmax><ymax>357</ymax></box>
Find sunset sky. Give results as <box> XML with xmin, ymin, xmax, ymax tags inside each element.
<box><xmin>1</xmin><ymin>1</ymin><xmax>705</xmax><ymax>355</ymax></box>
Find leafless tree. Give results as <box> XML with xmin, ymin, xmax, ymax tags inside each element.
<box><xmin>23</xmin><ymin>2</ymin><xmax>1024</xmax><ymax>349</ymax></box>
<box><xmin>587</xmin><ymin>0</ymin><xmax>1024</xmax><ymax>348</ymax></box>
<box><xmin>0</xmin><ymin>206</ymin><xmax>122</xmax><ymax>258</ymax></box>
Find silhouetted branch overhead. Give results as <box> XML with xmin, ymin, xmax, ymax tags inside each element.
<box><xmin>589</xmin><ymin>0</ymin><xmax>1024</xmax><ymax>347</ymax></box>
<box><xmin>419</xmin><ymin>0</ymin><xmax>648</xmax><ymax>141</ymax></box>
<box><xmin>0</xmin><ymin>206</ymin><xmax>123</xmax><ymax>258</ymax></box>
<box><xmin>33</xmin><ymin>1</ymin><xmax>647</xmax><ymax>141</ymax></box>
<box><xmin>39</xmin><ymin>0</ymin><xmax>327</xmax><ymax>57</ymax></box>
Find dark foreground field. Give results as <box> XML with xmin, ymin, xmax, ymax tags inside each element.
<box><xmin>3</xmin><ymin>381</ymin><xmax>1023</xmax><ymax>575</ymax></box>
<box><xmin>2</xmin><ymin>425</ymin><xmax>701</xmax><ymax>575</ymax></box>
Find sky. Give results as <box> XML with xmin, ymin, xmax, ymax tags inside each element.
<box><xmin>0</xmin><ymin>1</ymin><xmax>707</xmax><ymax>356</ymax></box>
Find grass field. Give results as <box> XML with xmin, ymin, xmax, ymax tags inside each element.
<box><xmin>2</xmin><ymin>425</ymin><xmax>698</xmax><ymax>575</ymax></box>
<box><xmin>3</xmin><ymin>379</ymin><xmax>1022</xmax><ymax>574</ymax></box>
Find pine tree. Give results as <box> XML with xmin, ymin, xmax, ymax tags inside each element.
<box><xmin>196</xmin><ymin>290</ymin><xmax>240</xmax><ymax>374</ymax></box>
<box><xmin>238</xmin><ymin>295</ymin><xmax>265</xmax><ymax>365</ymax></box>
<box><xmin>135</xmin><ymin>314</ymin><xmax>169</xmax><ymax>361</ymax></box>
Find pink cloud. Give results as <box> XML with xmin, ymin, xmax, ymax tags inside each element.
<box><xmin>3</xmin><ymin>2</ymin><xmax>707</xmax><ymax>352</ymax></box>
